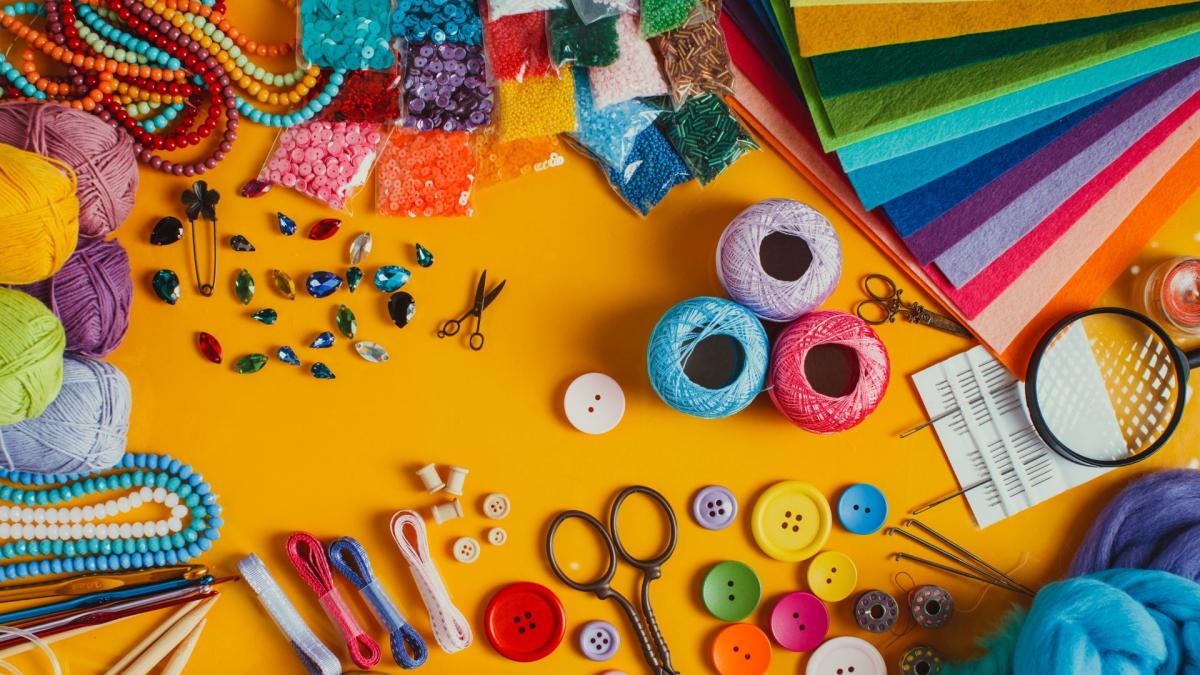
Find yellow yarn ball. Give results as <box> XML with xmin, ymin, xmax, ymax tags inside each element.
<box><xmin>0</xmin><ymin>287</ymin><xmax>66</xmax><ymax>425</ymax></box>
<box><xmin>0</xmin><ymin>143</ymin><xmax>79</xmax><ymax>284</ymax></box>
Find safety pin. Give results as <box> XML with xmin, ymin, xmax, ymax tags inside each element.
<box><xmin>907</xmin><ymin>519</ymin><xmax>1034</xmax><ymax>595</ymax></box>
<box><xmin>892</xmin><ymin>553</ymin><xmax>1031</xmax><ymax>596</ymax></box>
<box><xmin>181</xmin><ymin>181</ymin><xmax>220</xmax><ymax>296</ymax></box>
<box><xmin>885</xmin><ymin>528</ymin><xmax>1029</xmax><ymax>596</ymax></box>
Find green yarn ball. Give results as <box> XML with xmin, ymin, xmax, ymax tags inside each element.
<box><xmin>0</xmin><ymin>287</ymin><xmax>65</xmax><ymax>425</ymax></box>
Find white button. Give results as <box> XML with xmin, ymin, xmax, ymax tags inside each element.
<box><xmin>452</xmin><ymin>536</ymin><xmax>480</xmax><ymax>563</ymax></box>
<box><xmin>483</xmin><ymin>493</ymin><xmax>510</xmax><ymax>520</ymax></box>
<box><xmin>805</xmin><ymin>636</ymin><xmax>886</xmax><ymax>675</ymax></box>
<box><xmin>487</xmin><ymin>527</ymin><xmax>507</xmax><ymax>546</ymax></box>
<box><xmin>564</xmin><ymin>373</ymin><xmax>625</xmax><ymax>434</ymax></box>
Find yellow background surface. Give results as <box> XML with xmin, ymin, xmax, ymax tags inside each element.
<box><xmin>6</xmin><ymin>3</ymin><xmax>1200</xmax><ymax>673</ymax></box>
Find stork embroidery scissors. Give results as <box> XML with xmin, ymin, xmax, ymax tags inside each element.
<box><xmin>438</xmin><ymin>270</ymin><xmax>506</xmax><ymax>350</ymax></box>
<box><xmin>546</xmin><ymin>486</ymin><xmax>679</xmax><ymax>675</ymax></box>
<box><xmin>855</xmin><ymin>273</ymin><xmax>972</xmax><ymax>337</ymax></box>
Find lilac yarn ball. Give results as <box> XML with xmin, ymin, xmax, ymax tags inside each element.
<box><xmin>15</xmin><ymin>238</ymin><xmax>132</xmax><ymax>358</ymax></box>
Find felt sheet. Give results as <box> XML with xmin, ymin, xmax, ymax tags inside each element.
<box><xmin>811</xmin><ymin>4</ymin><xmax>1200</xmax><ymax>97</ymax></box>
<box><xmin>791</xmin><ymin>1</ymin><xmax>1200</xmax><ymax>56</ymax></box>
<box><xmin>917</xmin><ymin>61</ymin><xmax>1200</xmax><ymax>286</ymax></box>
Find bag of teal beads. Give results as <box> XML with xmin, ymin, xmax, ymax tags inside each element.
<box><xmin>570</xmin><ymin>124</ymin><xmax>692</xmax><ymax>216</ymax></box>
<box><xmin>570</xmin><ymin>68</ymin><xmax>660</xmax><ymax>167</ymax></box>
<box><xmin>657</xmin><ymin>93</ymin><xmax>756</xmax><ymax>186</ymax></box>
<box><xmin>298</xmin><ymin>0</ymin><xmax>397</xmax><ymax>71</ymax></box>
<box><xmin>256</xmin><ymin>120</ymin><xmax>389</xmax><ymax>213</ymax></box>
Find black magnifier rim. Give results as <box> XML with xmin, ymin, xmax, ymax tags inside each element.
<box><xmin>1025</xmin><ymin>306</ymin><xmax>1188</xmax><ymax>468</ymax></box>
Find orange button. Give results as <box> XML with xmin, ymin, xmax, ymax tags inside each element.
<box><xmin>711</xmin><ymin>623</ymin><xmax>772</xmax><ymax>675</ymax></box>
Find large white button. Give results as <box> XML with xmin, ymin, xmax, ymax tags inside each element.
<box><xmin>453</xmin><ymin>536</ymin><xmax>480</xmax><ymax>563</ymax></box>
<box><xmin>483</xmin><ymin>493</ymin><xmax>511</xmax><ymax>520</ymax></box>
<box><xmin>806</xmin><ymin>636</ymin><xmax>886</xmax><ymax>675</ymax></box>
<box><xmin>564</xmin><ymin>373</ymin><xmax>625</xmax><ymax>434</ymax></box>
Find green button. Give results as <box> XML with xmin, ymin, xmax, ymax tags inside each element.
<box><xmin>702</xmin><ymin>561</ymin><xmax>761</xmax><ymax>622</ymax></box>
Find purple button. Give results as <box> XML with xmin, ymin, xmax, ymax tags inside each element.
<box><xmin>692</xmin><ymin>486</ymin><xmax>737</xmax><ymax>530</ymax></box>
<box><xmin>579</xmin><ymin>620</ymin><xmax>620</xmax><ymax>661</ymax></box>
<box><xmin>769</xmin><ymin>592</ymin><xmax>828</xmax><ymax>652</ymax></box>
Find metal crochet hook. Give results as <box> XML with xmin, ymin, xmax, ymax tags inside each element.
<box><xmin>887</xmin><ymin>528</ymin><xmax>1032</xmax><ymax>596</ymax></box>
<box><xmin>856</xmin><ymin>274</ymin><xmax>972</xmax><ymax>337</ymax></box>
<box><xmin>181</xmin><ymin>181</ymin><xmax>220</xmax><ymax>296</ymax></box>
<box><xmin>908</xmin><ymin>520</ymin><xmax>1034</xmax><ymax>595</ymax></box>
<box><xmin>893</xmin><ymin>553</ymin><xmax>1031</xmax><ymax>596</ymax></box>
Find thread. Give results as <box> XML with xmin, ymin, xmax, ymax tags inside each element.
<box><xmin>0</xmin><ymin>103</ymin><xmax>138</xmax><ymax>238</ymax></box>
<box><xmin>15</xmin><ymin>238</ymin><xmax>132</xmax><ymax>358</ymax></box>
<box><xmin>0</xmin><ymin>144</ymin><xmax>79</xmax><ymax>285</ymax></box>
<box><xmin>716</xmin><ymin>199</ymin><xmax>842</xmax><ymax>322</ymax></box>
<box><xmin>0</xmin><ymin>354</ymin><xmax>129</xmax><ymax>474</ymax></box>
<box><xmin>768</xmin><ymin>310</ymin><xmax>889</xmax><ymax>433</ymax></box>
<box><xmin>647</xmin><ymin>296</ymin><xmax>769</xmax><ymax>419</ymax></box>
<box><xmin>0</xmin><ymin>287</ymin><xmax>66</xmax><ymax>426</ymax></box>
<box><xmin>1140</xmin><ymin>257</ymin><xmax>1200</xmax><ymax>336</ymax></box>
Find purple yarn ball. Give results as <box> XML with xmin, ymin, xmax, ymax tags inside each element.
<box><xmin>15</xmin><ymin>238</ymin><xmax>132</xmax><ymax>358</ymax></box>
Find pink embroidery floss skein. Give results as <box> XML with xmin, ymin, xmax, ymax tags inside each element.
<box><xmin>768</xmin><ymin>311</ymin><xmax>889</xmax><ymax>433</ymax></box>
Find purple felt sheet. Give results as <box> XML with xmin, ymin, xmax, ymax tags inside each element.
<box><xmin>901</xmin><ymin>58</ymin><xmax>1200</xmax><ymax>287</ymax></box>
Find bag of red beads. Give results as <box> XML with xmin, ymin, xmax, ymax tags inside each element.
<box><xmin>484</xmin><ymin>9</ymin><xmax>557</xmax><ymax>82</ymax></box>
<box><xmin>473</xmin><ymin>129</ymin><xmax>566</xmax><ymax>189</ymax></box>
<box><xmin>317</xmin><ymin>67</ymin><xmax>404</xmax><ymax>123</ymax></box>
<box><xmin>257</xmin><ymin>120</ymin><xmax>386</xmax><ymax>213</ymax></box>
<box><xmin>376</xmin><ymin>127</ymin><xmax>476</xmax><ymax>217</ymax></box>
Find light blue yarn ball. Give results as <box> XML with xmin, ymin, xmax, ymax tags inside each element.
<box><xmin>647</xmin><ymin>297</ymin><xmax>769</xmax><ymax>419</ymax></box>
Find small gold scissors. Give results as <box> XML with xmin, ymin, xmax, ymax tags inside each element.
<box><xmin>855</xmin><ymin>274</ymin><xmax>972</xmax><ymax>338</ymax></box>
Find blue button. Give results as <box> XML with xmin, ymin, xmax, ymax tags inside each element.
<box><xmin>837</xmin><ymin>484</ymin><xmax>887</xmax><ymax>535</ymax></box>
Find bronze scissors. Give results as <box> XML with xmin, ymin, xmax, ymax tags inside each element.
<box><xmin>438</xmin><ymin>270</ymin><xmax>505</xmax><ymax>350</ymax></box>
<box><xmin>855</xmin><ymin>274</ymin><xmax>972</xmax><ymax>338</ymax></box>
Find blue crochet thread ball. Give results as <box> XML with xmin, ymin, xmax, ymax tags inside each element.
<box><xmin>647</xmin><ymin>297</ymin><xmax>769</xmax><ymax>419</ymax></box>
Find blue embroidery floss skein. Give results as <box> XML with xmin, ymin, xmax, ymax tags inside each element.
<box><xmin>647</xmin><ymin>297</ymin><xmax>769</xmax><ymax>419</ymax></box>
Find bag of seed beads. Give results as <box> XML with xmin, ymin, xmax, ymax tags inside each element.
<box><xmin>488</xmin><ymin>0</ymin><xmax>567</xmax><ymax>22</ymax></box>
<box><xmin>472</xmin><ymin>129</ymin><xmax>566</xmax><ymax>189</ymax></box>
<box><xmin>569</xmin><ymin>0</ymin><xmax>632</xmax><ymax>25</ymax></box>
<box><xmin>640</xmin><ymin>0</ymin><xmax>698</xmax><ymax>38</ymax></box>
<box><xmin>391</xmin><ymin>0</ymin><xmax>484</xmax><ymax>47</ymax></box>
<box><xmin>400</xmin><ymin>41</ymin><xmax>494</xmax><ymax>132</ymax></box>
<box><xmin>657</xmin><ymin>93</ymin><xmax>757</xmax><ymax>186</ymax></box>
<box><xmin>656</xmin><ymin>0</ymin><xmax>732</xmax><ymax>106</ymax></box>
<box><xmin>571</xmin><ymin>125</ymin><xmax>692</xmax><ymax>216</ymax></box>
<box><xmin>317</xmin><ymin>65</ymin><xmax>405</xmax><ymax>124</ymax></box>
<box><xmin>547</xmin><ymin>7</ymin><xmax>620</xmax><ymax>67</ymax></box>
<box><xmin>587</xmin><ymin>15</ymin><xmax>668</xmax><ymax>108</ymax></box>
<box><xmin>571</xmin><ymin>67</ymin><xmax>661</xmax><ymax>168</ymax></box>
<box><xmin>376</xmin><ymin>127</ymin><xmax>476</xmax><ymax>217</ymax></box>
<box><xmin>297</xmin><ymin>0</ymin><xmax>398</xmax><ymax>71</ymax></box>
<box><xmin>495</xmin><ymin>69</ymin><xmax>579</xmax><ymax>143</ymax></box>
<box><xmin>257</xmin><ymin>120</ymin><xmax>388</xmax><ymax>213</ymax></box>
<box><xmin>483</xmin><ymin>8</ymin><xmax>558</xmax><ymax>83</ymax></box>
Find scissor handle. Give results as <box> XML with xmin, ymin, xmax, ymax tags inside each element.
<box><xmin>437</xmin><ymin>319</ymin><xmax>462</xmax><ymax>338</ymax></box>
<box><xmin>639</xmin><ymin>577</ymin><xmax>678</xmax><ymax>675</ymax></box>
<box><xmin>609</xmin><ymin>486</ymin><xmax>678</xmax><ymax>571</ymax></box>
<box><xmin>855</xmin><ymin>298</ymin><xmax>895</xmax><ymax>325</ymax></box>
<box><xmin>545</xmin><ymin>510</ymin><xmax>618</xmax><ymax>593</ymax></box>
<box><xmin>469</xmin><ymin>331</ymin><xmax>485</xmax><ymax>351</ymax></box>
<box><xmin>863</xmin><ymin>273</ymin><xmax>899</xmax><ymax>302</ymax></box>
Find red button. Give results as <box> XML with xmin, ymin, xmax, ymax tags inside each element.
<box><xmin>484</xmin><ymin>582</ymin><xmax>566</xmax><ymax>662</ymax></box>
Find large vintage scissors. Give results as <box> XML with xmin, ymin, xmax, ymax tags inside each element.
<box><xmin>437</xmin><ymin>270</ymin><xmax>506</xmax><ymax>350</ymax></box>
<box><xmin>855</xmin><ymin>273</ymin><xmax>972</xmax><ymax>338</ymax></box>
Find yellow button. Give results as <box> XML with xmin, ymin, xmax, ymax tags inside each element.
<box><xmin>806</xmin><ymin>550</ymin><xmax>857</xmax><ymax>602</ymax></box>
<box><xmin>750</xmin><ymin>481</ymin><xmax>831</xmax><ymax>562</ymax></box>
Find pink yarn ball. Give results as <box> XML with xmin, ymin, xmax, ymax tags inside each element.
<box><xmin>768</xmin><ymin>310</ymin><xmax>889</xmax><ymax>433</ymax></box>
<box><xmin>0</xmin><ymin>102</ymin><xmax>138</xmax><ymax>238</ymax></box>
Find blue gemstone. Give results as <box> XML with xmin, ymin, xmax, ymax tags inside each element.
<box><xmin>277</xmin><ymin>212</ymin><xmax>297</xmax><ymax>236</ymax></box>
<box><xmin>277</xmin><ymin>346</ymin><xmax>301</xmax><ymax>365</ymax></box>
<box><xmin>310</xmin><ymin>332</ymin><xmax>335</xmax><ymax>349</ymax></box>
<box><xmin>374</xmin><ymin>265</ymin><xmax>411</xmax><ymax>292</ymax></box>
<box><xmin>311</xmin><ymin>362</ymin><xmax>336</xmax><ymax>379</ymax></box>
<box><xmin>306</xmin><ymin>271</ymin><xmax>343</xmax><ymax>298</ymax></box>
<box><xmin>416</xmin><ymin>243</ymin><xmax>434</xmax><ymax>267</ymax></box>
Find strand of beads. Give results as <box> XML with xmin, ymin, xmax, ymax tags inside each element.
<box><xmin>0</xmin><ymin>452</ymin><xmax>222</xmax><ymax>583</ymax></box>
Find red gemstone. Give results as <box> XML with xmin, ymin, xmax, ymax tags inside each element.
<box><xmin>240</xmin><ymin>180</ymin><xmax>271</xmax><ymax>198</ymax></box>
<box><xmin>307</xmin><ymin>218</ymin><xmax>342</xmax><ymax>241</ymax></box>
<box><xmin>197</xmin><ymin>332</ymin><xmax>222</xmax><ymax>364</ymax></box>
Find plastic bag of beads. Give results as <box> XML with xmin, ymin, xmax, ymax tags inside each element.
<box><xmin>548</xmin><ymin>8</ymin><xmax>620</xmax><ymax>67</ymax></box>
<box><xmin>569</xmin><ymin>0</ymin><xmax>629</xmax><ymax>25</ymax></box>
<box><xmin>473</xmin><ymin>130</ymin><xmax>566</xmax><ymax>189</ymax></box>
<box><xmin>391</xmin><ymin>0</ymin><xmax>483</xmax><ymax>46</ymax></box>
<box><xmin>588</xmin><ymin>15</ymin><xmax>668</xmax><ymax>108</ymax></box>
<box><xmin>258</xmin><ymin>120</ymin><xmax>386</xmax><ymax>212</ymax></box>
<box><xmin>317</xmin><ymin>67</ymin><xmax>404</xmax><ymax>123</ymax></box>
<box><xmin>376</xmin><ymin>128</ymin><xmax>476</xmax><ymax>217</ymax></box>
<box><xmin>298</xmin><ymin>0</ymin><xmax>397</xmax><ymax>71</ymax></box>
<box><xmin>484</xmin><ymin>10</ymin><xmax>557</xmax><ymax>82</ymax></box>
<box><xmin>656</xmin><ymin>4</ymin><xmax>732</xmax><ymax>105</ymax></box>
<box><xmin>640</xmin><ymin>0</ymin><xmax>697</xmax><ymax>38</ymax></box>
<box><xmin>658</xmin><ymin>93</ymin><xmax>757</xmax><ymax>186</ymax></box>
<box><xmin>402</xmin><ymin>42</ymin><xmax>494</xmax><ymax>131</ymax></box>
<box><xmin>495</xmin><ymin>69</ymin><xmax>578</xmax><ymax>142</ymax></box>
<box><xmin>571</xmin><ymin>68</ymin><xmax>661</xmax><ymax>167</ymax></box>
<box><xmin>488</xmin><ymin>0</ymin><xmax>566</xmax><ymax>21</ymax></box>
<box><xmin>589</xmin><ymin>125</ymin><xmax>692</xmax><ymax>215</ymax></box>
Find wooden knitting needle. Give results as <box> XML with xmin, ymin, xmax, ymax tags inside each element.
<box><xmin>160</xmin><ymin>618</ymin><xmax>206</xmax><ymax>675</ymax></box>
<box><xmin>0</xmin><ymin>614</ymin><xmax>136</xmax><ymax>660</ymax></box>
<box><xmin>102</xmin><ymin>598</ymin><xmax>204</xmax><ymax>674</ymax></box>
<box><xmin>107</xmin><ymin>596</ymin><xmax>217</xmax><ymax>675</ymax></box>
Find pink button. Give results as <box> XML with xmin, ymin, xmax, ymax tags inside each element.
<box><xmin>769</xmin><ymin>592</ymin><xmax>828</xmax><ymax>652</ymax></box>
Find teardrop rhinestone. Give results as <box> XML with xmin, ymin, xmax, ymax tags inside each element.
<box><xmin>388</xmin><ymin>291</ymin><xmax>416</xmax><ymax>328</ymax></box>
<box><xmin>347</xmin><ymin>266</ymin><xmax>363</xmax><ymax>293</ymax></box>
<box><xmin>250</xmin><ymin>308</ymin><xmax>278</xmax><ymax>325</ymax></box>
<box><xmin>277</xmin><ymin>212</ymin><xmax>297</xmax><ymax>236</ymax></box>
<box><xmin>235</xmin><ymin>269</ymin><xmax>255</xmax><ymax>305</ymax></box>
<box><xmin>308</xmin><ymin>218</ymin><xmax>342</xmax><ymax>240</ymax></box>
<box><xmin>152</xmin><ymin>270</ymin><xmax>180</xmax><ymax>305</ymax></box>
<box><xmin>230</xmin><ymin>234</ymin><xmax>256</xmax><ymax>252</ymax></box>
<box><xmin>234</xmin><ymin>354</ymin><xmax>267</xmax><ymax>374</ymax></box>
<box><xmin>415</xmin><ymin>243</ymin><xmax>434</xmax><ymax>268</ymax></box>
<box><xmin>335</xmin><ymin>304</ymin><xmax>357</xmax><ymax>339</ymax></box>
<box><xmin>269</xmin><ymin>269</ymin><xmax>296</xmax><ymax>300</ymax></box>
<box><xmin>349</xmin><ymin>232</ymin><xmax>372</xmax><ymax>265</ymax></box>
<box><xmin>197</xmin><ymin>332</ymin><xmax>222</xmax><ymax>364</ymax></box>
<box><xmin>240</xmin><ymin>179</ymin><xmax>272</xmax><ymax>198</ymax></box>
<box><xmin>311</xmin><ymin>362</ymin><xmax>336</xmax><ymax>379</ymax></box>
<box><xmin>310</xmin><ymin>331</ymin><xmax>335</xmax><ymax>349</ymax></box>
<box><xmin>374</xmin><ymin>266</ymin><xmax>411</xmax><ymax>293</ymax></box>
<box><xmin>306</xmin><ymin>272</ymin><xmax>342</xmax><ymax>299</ymax></box>
<box><xmin>150</xmin><ymin>217</ymin><xmax>183</xmax><ymax>246</ymax></box>
<box><xmin>277</xmin><ymin>346</ymin><xmax>301</xmax><ymax>365</ymax></box>
<box><xmin>354</xmin><ymin>341</ymin><xmax>389</xmax><ymax>363</ymax></box>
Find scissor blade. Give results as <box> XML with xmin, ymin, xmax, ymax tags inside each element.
<box><xmin>471</xmin><ymin>271</ymin><xmax>488</xmax><ymax>315</ymax></box>
<box><xmin>481</xmin><ymin>280</ymin><xmax>506</xmax><ymax>311</ymax></box>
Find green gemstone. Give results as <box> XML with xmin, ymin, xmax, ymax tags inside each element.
<box><xmin>336</xmin><ymin>304</ymin><xmax>357</xmax><ymax>339</ymax></box>
<box><xmin>270</xmin><ymin>269</ymin><xmax>296</xmax><ymax>300</ymax></box>
<box><xmin>347</xmin><ymin>266</ymin><xmax>363</xmax><ymax>293</ymax></box>
<box><xmin>250</xmin><ymin>308</ymin><xmax>277</xmax><ymax>325</ymax></box>
<box><xmin>235</xmin><ymin>268</ymin><xmax>255</xmax><ymax>305</ymax></box>
<box><xmin>152</xmin><ymin>269</ymin><xmax>180</xmax><ymax>305</ymax></box>
<box><xmin>234</xmin><ymin>354</ymin><xmax>267</xmax><ymax>374</ymax></box>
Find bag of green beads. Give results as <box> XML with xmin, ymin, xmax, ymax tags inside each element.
<box><xmin>657</xmin><ymin>93</ymin><xmax>757</xmax><ymax>186</ymax></box>
<box><xmin>640</xmin><ymin>0</ymin><xmax>696</xmax><ymax>38</ymax></box>
<box><xmin>547</xmin><ymin>8</ymin><xmax>620</xmax><ymax>67</ymax></box>
<box><xmin>298</xmin><ymin>0</ymin><xmax>397</xmax><ymax>71</ymax></box>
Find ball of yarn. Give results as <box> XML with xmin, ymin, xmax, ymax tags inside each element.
<box><xmin>768</xmin><ymin>310</ymin><xmax>889</xmax><ymax>433</ymax></box>
<box><xmin>1070</xmin><ymin>469</ymin><xmax>1200</xmax><ymax>582</ymax></box>
<box><xmin>0</xmin><ymin>287</ymin><xmax>65</xmax><ymax>425</ymax></box>
<box><xmin>716</xmin><ymin>199</ymin><xmax>842</xmax><ymax>322</ymax></box>
<box><xmin>0</xmin><ymin>102</ymin><xmax>138</xmax><ymax>238</ymax></box>
<box><xmin>0</xmin><ymin>143</ymin><xmax>79</xmax><ymax>284</ymax></box>
<box><xmin>0</xmin><ymin>354</ymin><xmax>129</xmax><ymax>474</ymax></box>
<box><xmin>647</xmin><ymin>297</ymin><xmax>769</xmax><ymax>419</ymax></box>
